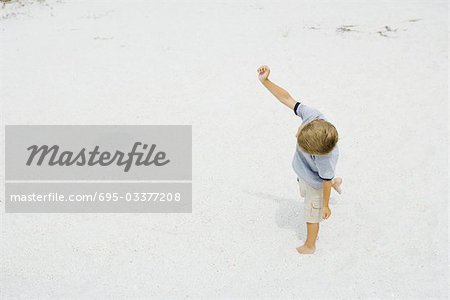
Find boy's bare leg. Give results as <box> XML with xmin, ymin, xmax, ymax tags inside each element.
<box><xmin>331</xmin><ymin>177</ymin><xmax>342</xmax><ymax>194</ymax></box>
<box><xmin>296</xmin><ymin>222</ymin><xmax>319</xmax><ymax>254</ymax></box>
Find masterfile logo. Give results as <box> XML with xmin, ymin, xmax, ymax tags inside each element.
<box><xmin>6</xmin><ymin>125</ymin><xmax>191</xmax><ymax>180</ymax></box>
<box><xmin>5</xmin><ymin>125</ymin><xmax>192</xmax><ymax>213</ymax></box>
<box><xmin>26</xmin><ymin>142</ymin><xmax>171</xmax><ymax>172</ymax></box>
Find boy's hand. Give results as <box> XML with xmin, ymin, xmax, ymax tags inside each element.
<box><xmin>322</xmin><ymin>206</ymin><xmax>331</xmax><ymax>220</ymax></box>
<box><xmin>257</xmin><ymin>65</ymin><xmax>270</xmax><ymax>82</ymax></box>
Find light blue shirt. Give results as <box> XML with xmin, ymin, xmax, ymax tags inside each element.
<box><xmin>292</xmin><ymin>102</ymin><xmax>339</xmax><ymax>189</ymax></box>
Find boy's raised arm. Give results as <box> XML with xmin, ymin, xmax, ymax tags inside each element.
<box><xmin>257</xmin><ymin>65</ymin><xmax>296</xmax><ymax>110</ymax></box>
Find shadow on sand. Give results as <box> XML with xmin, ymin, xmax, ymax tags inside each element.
<box><xmin>245</xmin><ymin>191</ymin><xmax>306</xmax><ymax>241</ymax></box>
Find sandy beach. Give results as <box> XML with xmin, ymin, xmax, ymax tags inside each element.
<box><xmin>0</xmin><ymin>0</ymin><xmax>448</xmax><ymax>298</ymax></box>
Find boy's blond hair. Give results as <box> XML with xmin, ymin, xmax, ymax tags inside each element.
<box><xmin>297</xmin><ymin>119</ymin><xmax>338</xmax><ymax>155</ymax></box>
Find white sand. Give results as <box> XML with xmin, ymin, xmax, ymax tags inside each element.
<box><xmin>0</xmin><ymin>0</ymin><xmax>448</xmax><ymax>298</ymax></box>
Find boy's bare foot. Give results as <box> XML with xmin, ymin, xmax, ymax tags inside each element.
<box><xmin>331</xmin><ymin>177</ymin><xmax>343</xmax><ymax>194</ymax></box>
<box><xmin>296</xmin><ymin>244</ymin><xmax>316</xmax><ymax>255</ymax></box>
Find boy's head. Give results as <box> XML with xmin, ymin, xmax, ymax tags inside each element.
<box><xmin>296</xmin><ymin>119</ymin><xmax>338</xmax><ymax>155</ymax></box>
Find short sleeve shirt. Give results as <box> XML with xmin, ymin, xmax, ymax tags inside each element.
<box><xmin>292</xmin><ymin>102</ymin><xmax>339</xmax><ymax>189</ymax></box>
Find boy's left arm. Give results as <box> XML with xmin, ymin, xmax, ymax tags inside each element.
<box><xmin>322</xmin><ymin>180</ymin><xmax>332</xmax><ymax>219</ymax></box>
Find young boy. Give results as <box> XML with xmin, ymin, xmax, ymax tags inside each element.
<box><xmin>257</xmin><ymin>65</ymin><xmax>342</xmax><ymax>255</ymax></box>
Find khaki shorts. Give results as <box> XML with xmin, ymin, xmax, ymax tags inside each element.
<box><xmin>297</xmin><ymin>177</ymin><xmax>323</xmax><ymax>223</ymax></box>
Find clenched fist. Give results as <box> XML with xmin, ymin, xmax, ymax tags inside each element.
<box><xmin>322</xmin><ymin>206</ymin><xmax>331</xmax><ymax>220</ymax></box>
<box><xmin>257</xmin><ymin>65</ymin><xmax>270</xmax><ymax>82</ymax></box>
